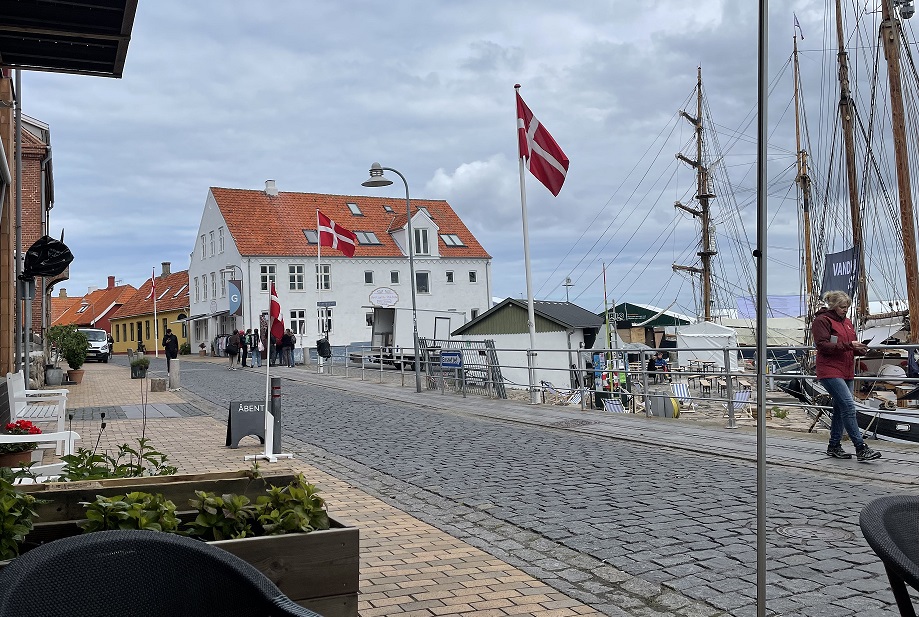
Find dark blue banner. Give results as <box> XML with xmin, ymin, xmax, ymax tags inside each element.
<box><xmin>821</xmin><ymin>248</ymin><xmax>858</xmax><ymax>299</ymax></box>
<box><xmin>228</xmin><ymin>279</ymin><xmax>243</xmax><ymax>316</ymax></box>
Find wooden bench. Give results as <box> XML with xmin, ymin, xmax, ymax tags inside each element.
<box><xmin>6</xmin><ymin>370</ymin><xmax>69</xmax><ymax>454</ymax></box>
<box><xmin>699</xmin><ymin>378</ymin><xmax>712</xmax><ymax>397</ymax></box>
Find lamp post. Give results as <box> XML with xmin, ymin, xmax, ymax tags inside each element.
<box><xmin>362</xmin><ymin>162</ymin><xmax>422</xmax><ymax>393</ymax></box>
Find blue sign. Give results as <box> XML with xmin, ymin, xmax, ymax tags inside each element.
<box><xmin>441</xmin><ymin>351</ymin><xmax>463</xmax><ymax>368</ymax></box>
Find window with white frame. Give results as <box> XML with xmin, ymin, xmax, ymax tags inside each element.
<box><xmin>366</xmin><ymin>312</ymin><xmax>374</xmax><ymax>326</ymax></box>
<box><xmin>316</xmin><ymin>264</ymin><xmax>330</xmax><ymax>290</ymax></box>
<box><xmin>289</xmin><ymin>309</ymin><xmax>306</xmax><ymax>335</ymax></box>
<box><xmin>413</xmin><ymin>228</ymin><xmax>429</xmax><ymax>255</ymax></box>
<box><xmin>317</xmin><ymin>307</ymin><xmax>333</xmax><ymax>334</ymax></box>
<box><xmin>195</xmin><ymin>277</ymin><xmax>200</xmax><ymax>302</ymax></box>
<box><xmin>195</xmin><ymin>321</ymin><xmax>208</xmax><ymax>346</ymax></box>
<box><xmin>390</xmin><ymin>271</ymin><xmax>400</xmax><ymax>284</ymax></box>
<box><xmin>200</xmin><ymin>235</ymin><xmax>206</xmax><ymax>259</ymax></box>
<box><xmin>260</xmin><ymin>264</ymin><xmax>276</xmax><ymax>291</ymax></box>
<box><xmin>364</xmin><ymin>271</ymin><xmax>373</xmax><ymax>284</ymax></box>
<box><xmin>202</xmin><ymin>275</ymin><xmax>208</xmax><ymax>300</ymax></box>
<box><xmin>289</xmin><ymin>264</ymin><xmax>305</xmax><ymax>290</ymax></box>
<box><xmin>415</xmin><ymin>271</ymin><xmax>430</xmax><ymax>294</ymax></box>
<box><xmin>211</xmin><ymin>272</ymin><xmax>217</xmax><ymax>298</ymax></box>
<box><xmin>221</xmin><ymin>270</ymin><xmax>228</xmax><ymax>297</ymax></box>
<box><xmin>440</xmin><ymin>234</ymin><xmax>465</xmax><ymax>247</ymax></box>
<box><xmin>468</xmin><ymin>271</ymin><xmax>477</xmax><ymax>283</ymax></box>
<box><xmin>446</xmin><ymin>271</ymin><xmax>454</xmax><ymax>284</ymax></box>
<box><xmin>355</xmin><ymin>231</ymin><xmax>381</xmax><ymax>245</ymax></box>
<box><xmin>218</xmin><ymin>227</ymin><xmax>225</xmax><ymax>253</ymax></box>
<box><xmin>209</xmin><ymin>231</ymin><xmax>215</xmax><ymax>256</ymax></box>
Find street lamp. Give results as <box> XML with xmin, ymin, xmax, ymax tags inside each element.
<box><xmin>362</xmin><ymin>162</ymin><xmax>422</xmax><ymax>393</ymax></box>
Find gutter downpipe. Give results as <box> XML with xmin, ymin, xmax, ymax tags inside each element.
<box><xmin>39</xmin><ymin>146</ymin><xmax>51</xmax><ymax>342</ymax></box>
<box><xmin>14</xmin><ymin>70</ymin><xmax>23</xmax><ymax>376</ymax></box>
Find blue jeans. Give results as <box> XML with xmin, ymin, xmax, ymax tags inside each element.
<box><xmin>250</xmin><ymin>348</ymin><xmax>262</xmax><ymax>367</ymax></box>
<box><xmin>819</xmin><ymin>377</ymin><xmax>864</xmax><ymax>449</ymax></box>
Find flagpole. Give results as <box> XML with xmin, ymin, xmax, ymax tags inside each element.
<box><xmin>515</xmin><ymin>84</ymin><xmax>540</xmax><ymax>404</ymax></box>
<box><xmin>152</xmin><ymin>267</ymin><xmax>159</xmax><ymax>358</ymax></box>
<box><xmin>316</xmin><ymin>209</ymin><xmax>323</xmax><ymax>373</ymax></box>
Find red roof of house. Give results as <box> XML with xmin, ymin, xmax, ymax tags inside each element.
<box><xmin>113</xmin><ymin>270</ymin><xmax>190</xmax><ymax>319</ymax></box>
<box><xmin>50</xmin><ymin>296</ymin><xmax>82</xmax><ymax>325</ymax></box>
<box><xmin>52</xmin><ymin>284</ymin><xmax>137</xmax><ymax>327</ymax></box>
<box><xmin>209</xmin><ymin>187</ymin><xmax>491</xmax><ymax>260</ymax></box>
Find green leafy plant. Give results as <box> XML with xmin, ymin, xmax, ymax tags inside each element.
<box><xmin>57</xmin><ymin>437</ymin><xmax>178</xmax><ymax>482</ymax></box>
<box><xmin>60</xmin><ymin>328</ymin><xmax>88</xmax><ymax>370</ymax></box>
<box><xmin>80</xmin><ymin>491</ymin><xmax>179</xmax><ymax>533</ymax></box>
<box><xmin>255</xmin><ymin>474</ymin><xmax>330</xmax><ymax>535</ymax></box>
<box><xmin>0</xmin><ymin>468</ymin><xmax>46</xmax><ymax>560</ymax></box>
<box><xmin>179</xmin><ymin>341</ymin><xmax>191</xmax><ymax>355</ymax></box>
<box><xmin>773</xmin><ymin>406</ymin><xmax>789</xmax><ymax>419</ymax></box>
<box><xmin>46</xmin><ymin>324</ymin><xmax>73</xmax><ymax>368</ymax></box>
<box><xmin>186</xmin><ymin>491</ymin><xmax>258</xmax><ymax>541</ymax></box>
<box><xmin>130</xmin><ymin>356</ymin><xmax>150</xmax><ymax>370</ymax></box>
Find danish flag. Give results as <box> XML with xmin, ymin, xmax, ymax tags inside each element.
<box><xmin>268</xmin><ymin>282</ymin><xmax>285</xmax><ymax>340</ymax></box>
<box><xmin>516</xmin><ymin>89</ymin><xmax>569</xmax><ymax>196</ymax></box>
<box><xmin>318</xmin><ymin>210</ymin><xmax>357</xmax><ymax>258</ymax></box>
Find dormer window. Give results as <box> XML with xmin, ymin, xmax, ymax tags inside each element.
<box><xmin>347</xmin><ymin>202</ymin><xmax>363</xmax><ymax>215</ymax></box>
<box><xmin>413</xmin><ymin>228</ymin><xmax>430</xmax><ymax>255</ymax></box>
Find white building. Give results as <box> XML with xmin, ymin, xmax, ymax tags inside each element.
<box><xmin>187</xmin><ymin>181</ymin><xmax>493</xmax><ymax>352</ymax></box>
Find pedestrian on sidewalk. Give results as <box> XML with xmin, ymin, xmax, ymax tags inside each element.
<box><xmin>162</xmin><ymin>328</ymin><xmax>179</xmax><ymax>373</ymax></box>
<box><xmin>226</xmin><ymin>330</ymin><xmax>240</xmax><ymax>370</ymax></box>
<box><xmin>811</xmin><ymin>290</ymin><xmax>881</xmax><ymax>462</ymax></box>
<box><xmin>240</xmin><ymin>330</ymin><xmax>249</xmax><ymax>368</ymax></box>
<box><xmin>281</xmin><ymin>329</ymin><xmax>295</xmax><ymax>367</ymax></box>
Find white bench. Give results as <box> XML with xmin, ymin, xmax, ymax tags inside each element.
<box><xmin>6</xmin><ymin>370</ymin><xmax>69</xmax><ymax>454</ymax></box>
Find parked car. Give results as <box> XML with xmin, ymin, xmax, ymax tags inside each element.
<box><xmin>77</xmin><ymin>328</ymin><xmax>110</xmax><ymax>363</ymax></box>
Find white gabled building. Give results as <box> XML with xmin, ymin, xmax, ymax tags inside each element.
<box><xmin>187</xmin><ymin>181</ymin><xmax>493</xmax><ymax>352</ymax></box>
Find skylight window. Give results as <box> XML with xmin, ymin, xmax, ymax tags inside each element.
<box><xmin>355</xmin><ymin>231</ymin><xmax>381</xmax><ymax>245</ymax></box>
<box><xmin>440</xmin><ymin>234</ymin><xmax>465</xmax><ymax>247</ymax></box>
<box><xmin>157</xmin><ymin>288</ymin><xmax>171</xmax><ymax>301</ymax></box>
<box><xmin>383</xmin><ymin>205</ymin><xmax>394</xmax><ymax>213</ymax></box>
<box><xmin>173</xmin><ymin>284</ymin><xmax>188</xmax><ymax>298</ymax></box>
<box><xmin>347</xmin><ymin>202</ymin><xmax>363</xmax><ymax>215</ymax></box>
<box><xmin>303</xmin><ymin>229</ymin><xmax>319</xmax><ymax>244</ymax></box>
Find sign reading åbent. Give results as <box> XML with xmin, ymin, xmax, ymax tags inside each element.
<box><xmin>225</xmin><ymin>401</ymin><xmax>267</xmax><ymax>448</ymax></box>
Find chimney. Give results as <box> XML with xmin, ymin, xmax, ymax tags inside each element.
<box><xmin>58</xmin><ymin>288</ymin><xmax>67</xmax><ymax>298</ymax></box>
<box><xmin>108</xmin><ymin>275</ymin><xmax>116</xmax><ymax>289</ymax></box>
<box><xmin>161</xmin><ymin>261</ymin><xmax>171</xmax><ymax>277</ymax></box>
<box><xmin>265</xmin><ymin>179</ymin><xmax>278</xmax><ymax>197</ymax></box>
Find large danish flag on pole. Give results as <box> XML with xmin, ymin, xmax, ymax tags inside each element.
<box><xmin>516</xmin><ymin>89</ymin><xmax>569</xmax><ymax>196</ymax></box>
<box><xmin>268</xmin><ymin>282</ymin><xmax>285</xmax><ymax>340</ymax></box>
<box><xmin>318</xmin><ymin>210</ymin><xmax>357</xmax><ymax>257</ymax></box>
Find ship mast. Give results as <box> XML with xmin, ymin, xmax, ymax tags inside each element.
<box><xmin>835</xmin><ymin>0</ymin><xmax>869</xmax><ymax>324</ymax></box>
<box><xmin>793</xmin><ymin>33</ymin><xmax>816</xmax><ymax>319</ymax></box>
<box><xmin>880</xmin><ymin>0</ymin><xmax>919</xmax><ymax>344</ymax></box>
<box><xmin>673</xmin><ymin>66</ymin><xmax>717</xmax><ymax>322</ymax></box>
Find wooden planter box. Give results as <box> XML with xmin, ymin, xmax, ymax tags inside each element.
<box><xmin>7</xmin><ymin>471</ymin><xmax>359</xmax><ymax>617</ymax></box>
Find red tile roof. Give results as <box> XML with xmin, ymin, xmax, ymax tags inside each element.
<box><xmin>50</xmin><ymin>296</ymin><xmax>82</xmax><ymax>325</ymax></box>
<box><xmin>210</xmin><ymin>187</ymin><xmax>491</xmax><ymax>260</ymax></box>
<box><xmin>52</xmin><ymin>284</ymin><xmax>137</xmax><ymax>326</ymax></box>
<box><xmin>113</xmin><ymin>270</ymin><xmax>190</xmax><ymax>319</ymax></box>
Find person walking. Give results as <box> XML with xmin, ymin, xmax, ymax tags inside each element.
<box><xmin>249</xmin><ymin>328</ymin><xmax>262</xmax><ymax>368</ymax></box>
<box><xmin>239</xmin><ymin>329</ymin><xmax>249</xmax><ymax>368</ymax></box>
<box><xmin>811</xmin><ymin>290</ymin><xmax>881</xmax><ymax>462</ymax></box>
<box><xmin>162</xmin><ymin>328</ymin><xmax>179</xmax><ymax>373</ymax></box>
<box><xmin>226</xmin><ymin>330</ymin><xmax>240</xmax><ymax>370</ymax></box>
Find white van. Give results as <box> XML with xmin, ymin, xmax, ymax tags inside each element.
<box><xmin>77</xmin><ymin>328</ymin><xmax>110</xmax><ymax>363</ymax></box>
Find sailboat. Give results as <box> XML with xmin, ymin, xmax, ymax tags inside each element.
<box><xmin>784</xmin><ymin>0</ymin><xmax>919</xmax><ymax>443</ymax></box>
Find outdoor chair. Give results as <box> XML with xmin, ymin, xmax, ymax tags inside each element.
<box><xmin>671</xmin><ymin>382</ymin><xmax>697</xmax><ymax>413</ymax></box>
<box><xmin>0</xmin><ymin>529</ymin><xmax>325</xmax><ymax>617</ymax></box>
<box><xmin>602</xmin><ymin>397</ymin><xmax>627</xmax><ymax>413</ymax></box>
<box><xmin>721</xmin><ymin>388</ymin><xmax>753</xmax><ymax>419</ymax></box>
<box><xmin>859</xmin><ymin>495</ymin><xmax>919</xmax><ymax>616</ymax></box>
<box><xmin>540</xmin><ymin>381</ymin><xmax>583</xmax><ymax>406</ymax></box>
<box><xmin>5</xmin><ymin>370</ymin><xmax>69</xmax><ymax>454</ymax></box>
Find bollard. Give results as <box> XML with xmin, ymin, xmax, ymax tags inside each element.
<box><xmin>168</xmin><ymin>358</ymin><xmax>180</xmax><ymax>389</ymax></box>
<box><xmin>271</xmin><ymin>376</ymin><xmax>282</xmax><ymax>454</ymax></box>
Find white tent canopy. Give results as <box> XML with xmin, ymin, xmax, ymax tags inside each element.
<box><xmin>675</xmin><ymin>321</ymin><xmax>740</xmax><ymax>372</ymax></box>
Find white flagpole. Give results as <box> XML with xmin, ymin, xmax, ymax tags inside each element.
<box><xmin>317</xmin><ymin>210</ymin><xmax>323</xmax><ymax>373</ymax></box>
<box><xmin>516</xmin><ymin>86</ymin><xmax>539</xmax><ymax>404</ymax></box>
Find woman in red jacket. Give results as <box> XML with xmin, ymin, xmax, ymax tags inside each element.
<box><xmin>811</xmin><ymin>291</ymin><xmax>881</xmax><ymax>462</ymax></box>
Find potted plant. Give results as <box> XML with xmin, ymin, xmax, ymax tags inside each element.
<box><xmin>60</xmin><ymin>329</ymin><xmax>88</xmax><ymax>384</ymax></box>
<box><xmin>130</xmin><ymin>356</ymin><xmax>150</xmax><ymax>379</ymax></box>
<box><xmin>198</xmin><ymin>342</ymin><xmax>207</xmax><ymax>356</ymax></box>
<box><xmin>4</xmin><ymin>472</ymin><xmax>358</xmax><ymax>616</ymax></box>
<box><xmin>0</xmin><ymin>421</ymin><xmax>42</xmax><ymax>468</ymax></box>
<box><xmin>0</xmin><ymin>469</ymin><xmax>42</xmax><ymax>560</ymax></box>
<box><xmin>44</xmin><ymin>324</ymin><xmax>72</xmax><ymax>386</ymax></box>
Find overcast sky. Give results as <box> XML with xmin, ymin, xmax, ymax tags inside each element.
<box><xmin>19</xmin><ymin>0</ymin><xmax>844</xmax><ymax>317</ymax></box>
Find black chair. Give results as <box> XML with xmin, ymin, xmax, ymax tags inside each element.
<box><xmin>860</xmin><ymin>495</ymin><xmax>919</xmax><ymax>617</ymax></box>
<box><xmin>0</xmin><ymin>530</ymin><xmax>324</xmax><ymax>617</ymax></box>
